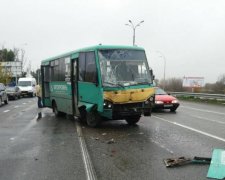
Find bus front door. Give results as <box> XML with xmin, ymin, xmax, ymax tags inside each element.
<box><xmin>41</xmin><ymin>65</ymin><xmax>51</xmax><ymax>107</ymax></box>
<box><xmin>71</xmin><ymin>58</ymin><xmax>79</xmax><ymax>116</ymax></box>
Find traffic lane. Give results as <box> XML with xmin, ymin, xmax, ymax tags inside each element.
<box><xmin>0</xmin><ymin>100</ymin><xmax>39</xmax><ymax>151</ymax></box>
<box><xmin>153</xmin><ymin>112</ymin><xmax>225</xmax><ymax>140</ymax></box>
<box><xmin>179</xmin><ymin>100</ymin><xmax>225</xmax><ymax>115</ymax></box>
<box><xmin>178</xmin><ymin>105</ymin><xmax>225</xmax><ymax>123</ymax></box>
<box><xmin>81</xmin><ymin>116</ymin><xmax>222</xmax><ymax>180</ymax></box>
<box><xmin>153</xmin><ymin>104</ymin><xmax>225</xmax><ymax>139</ymax></box>
<box><xmin>0</xmin><ymin>96</ymin><xmax>36</xmax><ymax>115</ymax></box>
<box><xmin>0</xmin><ymin>106</ymin><xmax>86</xmax><ymax>180</ymax></box>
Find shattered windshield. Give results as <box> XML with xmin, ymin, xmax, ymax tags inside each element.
<box><xmin>98</xmin><ymin>49</ymin><xmax>152</xmax><ymax>87</ymax></box>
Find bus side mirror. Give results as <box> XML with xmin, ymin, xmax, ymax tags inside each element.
<box><xmin>149</xmin><ymin>69</ymin><xmax>155</xmax><ymax>80</ymax></box>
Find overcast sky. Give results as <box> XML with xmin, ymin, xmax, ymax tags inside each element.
<box><xmin>1</xmin><ymin>0</ymin><xmax>225</xmax><ymax>83</ymax></box>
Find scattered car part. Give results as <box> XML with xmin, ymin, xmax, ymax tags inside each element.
<box><xmin>164</xmin><ymin>156</ymin><xmax>211</xmax><ymax>167</ymax></box>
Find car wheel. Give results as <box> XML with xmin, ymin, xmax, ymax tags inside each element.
<box><xmin>0</xmin><ymin>98</ymin><xmax>2</xmax><ymax>106</ymax></box>
<box><xmin>170</xmin><ymin>107</ymin><xmax>177</xmax><ymax>112</ymax></box>
<box><xmin>125</xmin><ymin>116</ymin><xmax>141</xmax><ymax>125</ymax></box>
<box><xmin>4</xmin><ymin>96</ymin><xmax>8</xmax><ymax>104</ymax></box>
<box><xmin>86</xmin><ymin>111</ymin><xmax>101</xmax><ymax>127</ymax></box>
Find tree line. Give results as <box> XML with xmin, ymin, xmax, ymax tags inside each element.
<box><xmin>155</xmin><ymin>74</ymin><xmax>225</xmax><ymax>94</ymax></box>
<box><xmin>0</xmin><ymin>47</ymin><xmax>28</xmax><ymax>84</ymax></box>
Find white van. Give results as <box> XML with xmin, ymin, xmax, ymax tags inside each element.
<box><xmin>18</xmin><ymin>77</ymin><xmax>37</xmax><ymax>97</ymax></box>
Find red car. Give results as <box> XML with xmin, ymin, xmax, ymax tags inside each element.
<box><xmin>153</xmin><ymin>87</ymin><xmax>179</xmax><ymax>112</ymax></box>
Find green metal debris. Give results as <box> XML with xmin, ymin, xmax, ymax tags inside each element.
<box><xmin>207</xmin><ymin>149</ymin><xmax>225</xmax><ymax>179</ymax></box>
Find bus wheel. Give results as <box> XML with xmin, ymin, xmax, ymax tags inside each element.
<box><xmin>144</xmin><ymin>110</ymin><xmax>151</xmax><ymax>116</ymax></box>
<box><xmin>125</xmin><ymin>116</ymin><xmax>141</xmax><ymax>125</ymax></box>
<box><xmin>86</xmin><ymin>111</ymin><xmax>101</xmax><ymax>127</ymax></box>
<box><xmin>53</xmin><ymin>101</ymin><xmax>63</xmax><ymax>117</ymax></box>
<box><xmin>79</xmin><ymin>108</ymin><xmax>87</xmax><ymax>124</ymax></box>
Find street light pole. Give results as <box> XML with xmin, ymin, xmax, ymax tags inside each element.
<box><xmin>125</xmin><ymin>20</ymin><xmax>144</xmax><ymax>46</ymax></box>
<box><xmin>156</xmin><ymin>51</ymin><xmax>166</xmax><ymax>90</ymax></box>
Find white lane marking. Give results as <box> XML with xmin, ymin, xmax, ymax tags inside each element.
<box><xmin>3</xmin><ymin>110</ymin><xmax>10</xmax><ymax>113</ymax></box>
<box><xmin>22</xmin><ymin>103</ymin><xmax>27</xmax><ymax>105</ymax></box>
<box><xmin>189</xmin><ymin>115</ymin><xmax>225</xmax><ymax>125</ymax></box>
<box><xmin>150</xmin><ymin>138</ymin><xmax>174</xmax><ymax>154</ymax></box>
<box><xmin>153</xmin><ymin>115</ymin><xmax>225</xmax><ymax>143</ymax></box>
<box><xmin>76</xmin><ymin>122</ymin><xmax>97</xmax><ymax>180</ymax></box>
<box><xmin>180</xmin><ymin>105</ymin><xmax>225</xmax><ymax>116</ymax></box>
<box><xmin>14</xmin><ymin>106</ymin><xmax>19</xmax><ymax>108</ymax></box>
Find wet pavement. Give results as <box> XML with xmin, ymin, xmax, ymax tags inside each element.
<box><xmin>0</xmin><ymin>98</ymin><xmax>224</xmax><ymax>180</ymax></box>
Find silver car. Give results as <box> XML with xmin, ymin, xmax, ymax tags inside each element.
<box><xmin>0</xmin><ymin>83</ymin><xmax>9</xmax><ymax>106</ymax></box>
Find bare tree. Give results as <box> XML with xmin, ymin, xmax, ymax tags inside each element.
<box><xmin>13</xmin><ymin>47</ymin><xmax>27</xmax><ymax>76</ymax></box>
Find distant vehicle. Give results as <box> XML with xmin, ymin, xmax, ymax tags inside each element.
<box><xmin>18</xmin><ymin>77</ymin><xmax>36</xmax><ymax>97</ymax></box>
<box><xmin>0</xmin><ymin>83</ymin><xmax>9</xmax><ymax>106</ymax></box>
<box><xmin>153</xmin><ymin>87</ymin><xmax>179</xmax><ymax>112</ymax></box>
<box><xmin>6</xmin><ymin>86</ymin><xmax>21</xmax><ymax>100</ymax></box>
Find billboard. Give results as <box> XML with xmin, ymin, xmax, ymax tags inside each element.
<box><xmin>0</xmin><ymin>61</ymin><xmax>22</xmax><ymax>77</ymax></box>
<box><xmin>182</xmin><ymin>76</ymin><xmax>204</xmax><ymax>87</ymax></box>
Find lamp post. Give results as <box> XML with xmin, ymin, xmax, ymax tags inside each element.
<box><xmin>156</xmin><ymin>50</ymin><xmax>166</xmax><ymax>90</ymax></box>
<box><xmin>125</xmin><ymin>20</ymin><xmax>144</xmax><ymax>46</ymax></box>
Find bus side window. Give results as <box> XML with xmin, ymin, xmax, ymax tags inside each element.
<box><xmin>79</xmin><ymin>53</ymin><xmax>85</xmax><ymax>81</ymax></box>
<box><xmin>85</xmin><ymin>52</ymin><xmax>97</xmax><ymax>83</ymax></box>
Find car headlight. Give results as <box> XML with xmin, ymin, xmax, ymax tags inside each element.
<box><xmin>155</xmin><ymin>100</ymin><xmax>164</xmax><ymax>104</ymax></box>
<box><xmin>172</xmin><ymin>100</ymin><xmax>179</xmax><ymax>103</ymax></box>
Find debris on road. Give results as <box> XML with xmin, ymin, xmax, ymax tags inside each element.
<box><xmin>207</xmin><ymin>149</ymin><xmax>225</xmax><ymax>180</ymax></box>
<box><xmin>164</xmin><ymin>149</ymin><xmax>225</xmax><ymax>180</ymax></box>
<box><xmin>91</xmin><ymin>137</ymin><xmax>99</xmax><ymax>140</ymax></box>
<box><xmin>106</xmin><ymin>138</ymin><xmax>115</xmax><ymax>144</ymax></box>
<box><xmin>164</xmin><ymin>156</ymin><xmax>211</xmax><ymax>167</ymax></box>
<box><xmin>102</xmin><ymin>133</ymin><xmax>107</xmax><ymax>136</ymax></box>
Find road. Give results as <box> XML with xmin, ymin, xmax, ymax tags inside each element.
<box><xmin>0</xmin><ymin>98</ymin><xmax>224</xmax><ymax>180</ymax></box>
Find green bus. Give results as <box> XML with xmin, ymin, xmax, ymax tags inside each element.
<box><xmin>41</xmin><ymin>45</ymin><xmax>155</xmax><ymax>127</ymax></box>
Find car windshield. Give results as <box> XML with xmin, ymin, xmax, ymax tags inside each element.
<box><xmin>18</xmin><ymin>81</ymin><xmax>31</xmax><ymax>86</ymax></box>
<box><xmin>98</xmin><ymin>49</ymin><xmax>152</xmax><ymax>87</ymax></box>
<box><xmin>155</xmin><ymin>88</ymin><xmax>167</xmax><ymax>95</ymax></box>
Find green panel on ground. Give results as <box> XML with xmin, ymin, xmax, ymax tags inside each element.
<box><xmin>207</xmin><ymin>149</ymin><xmax>225</xmax><ymax>179</ymax></box>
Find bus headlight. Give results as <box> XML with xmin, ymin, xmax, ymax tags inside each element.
<box><xmin>104</xmin><ymin>100</ymin><xmax>113</xmax><ymax>109</ymax></box>
<box><xmin>145</xmin><ymin>96</ymin><xmax>154</xmax><ymax>104</ymax></box>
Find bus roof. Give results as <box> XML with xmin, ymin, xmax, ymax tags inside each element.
<box><xmin>41</xmin><ymin>45</ymin><xmax>145</xmax><ymax>64</ymax></box>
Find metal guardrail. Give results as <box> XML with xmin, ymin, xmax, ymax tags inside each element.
<box><xmin>169</xmin><ymin>92</ymin><xmax>225</xmax><ymax>101</ymax></box>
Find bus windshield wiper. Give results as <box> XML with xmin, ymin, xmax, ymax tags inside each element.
<box><xmin>103</xmin><ymin>81</ymin><xmax>125</xmax><ymax>88</ymax></box>
<box><xmin>135</xmin><ymin>82</ymin><xmax>150</xmax><ymax>85</ymax></box>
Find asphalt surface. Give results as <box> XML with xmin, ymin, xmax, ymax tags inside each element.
<box><xmin>0</xmin><ymin>98</ymin><xmax>224</xmax><ymax>180</ymax></box>
<box><xmin>0</xmin><ymin>97</ymin><xmax>85</xmax><ymax>180</ymax></box>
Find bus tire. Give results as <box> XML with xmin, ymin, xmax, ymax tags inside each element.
<box><xmin>125</xmin><ymin>116</ymin><xmax>141</xmax><ymax>125</ymax></box>
<box><xmin>79</xmin><ymin>108</ymin><xmax>87</xmax><ymax>124</ymax></box>
<box><xmin>86</xmin><ymin>111</ymin><xmax>101</xmax><ymax>127</ymax></box>
<box><xmin>53</xmin><ymin>101</ymin><xmax>64</xmax><ymax>117</ymax></box>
